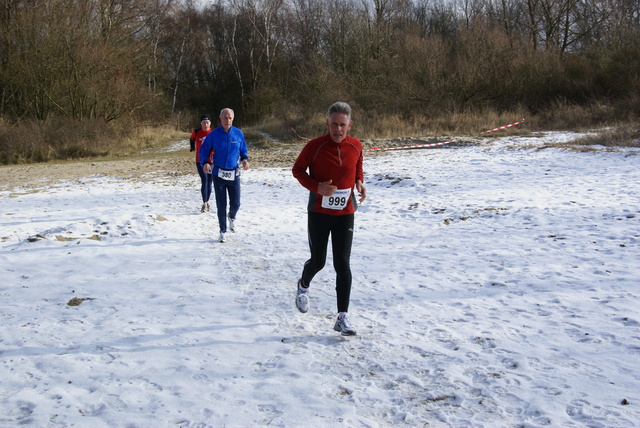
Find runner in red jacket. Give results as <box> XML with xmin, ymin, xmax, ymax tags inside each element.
<box><xmin>190</xmin><ymin>114</ymin><xmax>214</xmax><ymax>213</ymax></box>
<box><xmin>292</xmin><ymin>134</ymin><xmax>364</xmax><ymax>215</ymax></box>
<box><xmin>292</xmin><ymin>102</ymin><xmax>367</xmax><ymax>336</ymax></box>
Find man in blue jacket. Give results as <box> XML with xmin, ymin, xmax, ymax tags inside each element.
<box><xmin>199</xmin><ymin>108</ymin><xmax>250</xmax><ymax>243</ymax></box>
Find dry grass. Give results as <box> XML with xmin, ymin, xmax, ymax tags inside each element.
<box><xmin>534</xmin><ymin>99</ymin><xmax>640</xmax><ymax>132</ymax></box>
<box><xmin>247</xmin><ymin>108</ymin><xmax>532</xmax><ymax>144</ymax></box>
<box><xmin>556</xmin><ymin>124</ymin><xmax>640</xmax><ymax>150</ymax></box>
<box><xmin>249</xmin><ymin>109</ymin><xmax>532</xmax><ymax>144</ymax></box>
<box><xmin>0</xmin><ymin>119</ymin><xmax>189</xmax><ymax>165</ymax></box>
<box><xmin>1</xmin><ymin>102</ymin><xmax>638</xmax><ymax>166</ymax></box>
<box><xmin>117</xmin><ymin>125</ymin><xmax>187</xmax><ymax>155</ymax></box>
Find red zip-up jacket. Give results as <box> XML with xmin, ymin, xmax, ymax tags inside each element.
<box><xmin>190</xmin><ymin>128</ymin><xmax>213</xmax><ymax>163</ymax></box>
<box><xmin>292</xmin><ymin>134</ymin><xmax>364</xmax><ymax>215</ymax></box>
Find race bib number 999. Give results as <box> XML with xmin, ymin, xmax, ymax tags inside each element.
<box><xmin>321</xmin><ymin>188</ymin><xmax>351</xmax><ymax>210</ymax></box>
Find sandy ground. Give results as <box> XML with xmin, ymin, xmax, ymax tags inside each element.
<box><xmin>0</xmin><ymin>137</ymin><xmax>450</xmax><ymax>193</ymax></box>
<box><xmin>0</xmin><ymin>133</ymin><xmax>480</xmax><ymax>195</ymax></box>
<box><xmin>0</xmin><ymin>146</ymin><xmax>305</xmax><ymax>193</ymax></box>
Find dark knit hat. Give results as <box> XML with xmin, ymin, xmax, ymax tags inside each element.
<box><xmin>200</xmin><ymin>114</ymin><xmax>211</xmax><ymax>122</ymax></box>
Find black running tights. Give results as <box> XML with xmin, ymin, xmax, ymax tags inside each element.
<box><xmin>301</xmin><ymin>212</ymin><xmax>354</xmax><ymax>313</ymax></box>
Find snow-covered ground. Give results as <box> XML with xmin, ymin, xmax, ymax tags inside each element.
<box><xmin>1</xmin><ymin>133</ymin><xmax>639</xmax><ymax>427</ymax></box>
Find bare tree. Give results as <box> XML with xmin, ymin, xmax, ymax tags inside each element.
<box><xmin>1</xmin><ymin>0</ymin><xmax>153</xmax><ymax>120</ymax></box>
<box><xmin>289</xmin><ymin>0</ymin><xmax>327</xmax><ymax>62</ymax></box>
<box><xmin>247</xmin><ymin>0</ymin><xmax>284</xmax><ymax>76</ymax></box>
<box><xmin>224</xmin><ymin>6</ymin><xmax>247</xmax><ymax>110</ymax></box>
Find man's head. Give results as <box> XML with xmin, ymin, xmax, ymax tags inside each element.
<box><xmin>326</xmin><ymin>102</ymin><xmax>352</xmax><ymax>144</ymax></box>
<box><xmin>219</xmin><ymin>108</ymin><xmax>235</xmax><ymax>131</ymax></box>
<box><xmin>200</xmin><ymin>114</ymin><xmax>211</xmax><ymax>129</ymax></box>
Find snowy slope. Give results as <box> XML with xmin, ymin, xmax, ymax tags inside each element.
<box><xmin>1</xmin><ymin>133</ymin><xmax>639</xmax><ymax>427</ymax></box>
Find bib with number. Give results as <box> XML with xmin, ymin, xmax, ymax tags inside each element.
<box><xmin>218</xmin><ymin>168</ymin><xmax>236</xmax><ymax>181</ymax></box>
<box><xmin>321</xmin><ymin>188</ymin><xmax>351</xmax><ymax>210</ymax></box>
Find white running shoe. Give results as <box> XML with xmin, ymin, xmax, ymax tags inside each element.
<box><xmin>201</xmin><ymin>203</ymin><xmax>208</xmax><ymax>213</ymax></box>
<box><xmin>229</xmin><ymin>217</ymin><xmax>235</xmax><ymax>232</ymax></box>
<box><xmin>295</xmin><ymin>281</ymin><xmax>309</xmax><ymax>313</ymax></box>
<box><xmin>333</xmin><ymin>314</ymin><xmax>356</xmax><ymax>336</ymax></box>
<box><xmin>218</xmin><ymin>232</ymin><xmax>226</xmax><ymax>243</ymax></box>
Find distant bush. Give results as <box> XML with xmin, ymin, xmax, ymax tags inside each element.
<box><xmin>569</xmin><ymin>124</ymin><xmax>640</xmax><ymax>148</ymax></box>
<box><xmin>1</xmin><ymin>101</ymin><xmax>638</xmax><ymax>166</ymax></box>
<box><xmin>251</xmin><ymin>102</ymin><xmax>637</xmax><ymax>148</ymax></box>
<box><xmin>0</xmin><ymin>117</ymin><xmax>188</xmax><ymax>165</ymax></box>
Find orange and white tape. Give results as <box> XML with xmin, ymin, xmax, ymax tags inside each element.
<box><xmin>366</xmin><ymin>138</ymin><xmax>459</xmax><ymax>152</ymax></box>
<box><xmin>367</xmin><ymin>119</ymin><xmax>526</xmax><ymax>152</ymax></box>
<box><xmin>480</xmin><ymin>119</ymin><xmax>526</xmax><ymax>134</ymax></box>
<box><xmin>291</xmin><ymin>119</ymin><xmax>526</xmax><ymax>152</ymax></box>
<box><xmin>289</xmin><ymin>126</ymin><xmax>310</xmax><ymax>141</ymax></box>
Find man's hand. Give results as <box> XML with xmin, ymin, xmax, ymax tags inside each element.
<box><xmin>241</xmin><ymin>159</ymin><xmax>250</xmax><ymax>170</ymax></box>
<box><xmin>317</xmin><ymin>180</ymin><xmax>337</xmax><ymax>196</ymax></box>
<box><xmin>203</xmin><ymin>163</ymin><xmax>212</xmax><ymax>174</ymax></box>
<box><xmin>356</xmin><ymin>180</ymin><xmax>367</xmax><ymax>203</ymax></box>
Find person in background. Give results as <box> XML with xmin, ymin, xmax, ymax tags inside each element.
<box><xmin>190</xmin><ymin>114</ymin><xmax>213</xmax><ymax>213</ymax></box>
<box><xmin>199</xmin><ymin>108</ymin><xmax>250</xmax><ymax>243</ymax></box>
<box><xmin>291</xmin><ymin>102</ymin><xmax>367</xmax><ymax>336</ymax></box>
